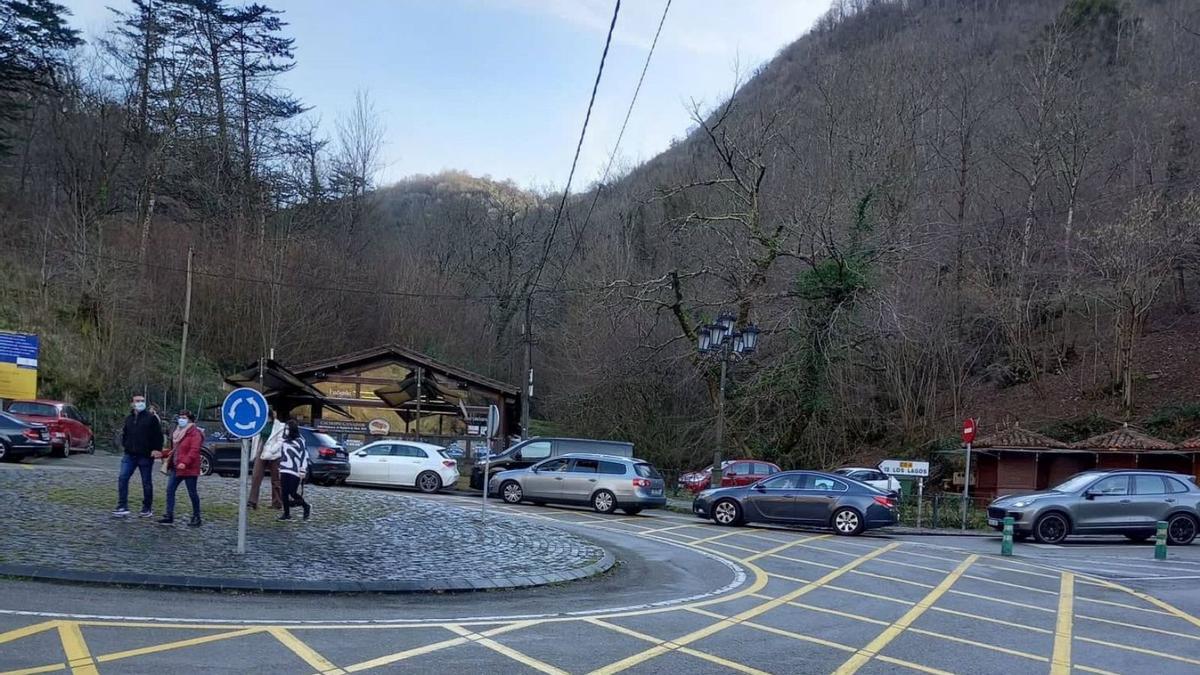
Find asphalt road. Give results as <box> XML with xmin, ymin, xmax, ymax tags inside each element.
<box><xmin>2</xmin><ymin>456</ymin><xmax>1199</xmax><ymax>674</ymax></box>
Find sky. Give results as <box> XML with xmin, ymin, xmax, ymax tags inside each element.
<box><xmin>59</xmin><ymin>0</ymin><xmax>828</xmax><ymax>189</ymax></box>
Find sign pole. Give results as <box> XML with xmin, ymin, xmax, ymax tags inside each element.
<box><xmin>237</xmin><ymin>437</ymin><xmax>249</xmax><ymax>554</ymax></box>
<box><xmin>961</xmin><ymin>440</ymin><xmax>972</xmax><ymax>531</ymax></box>
<box><xmin>917</xmin><ymin>478</ymin><xmax>924</xmax><ymax>529</ymax></box>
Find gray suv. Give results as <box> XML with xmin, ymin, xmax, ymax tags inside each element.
<box><xmin>987</xmin><ymin>470</ymin><xmax>1200</xmax><ymax>545</ymax></box>
<box><xmin>489</xmin><ymin>453</ymin><xmax>666</xmax><ymax>515</ymax></box>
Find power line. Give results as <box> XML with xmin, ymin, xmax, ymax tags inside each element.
<box><xmin>551</xmin><ymin>0</ymin><xmax>672</xmax><ymax>292</ymax></box>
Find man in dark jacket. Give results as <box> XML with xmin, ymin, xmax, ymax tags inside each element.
<box><xmin>113</xmin><ymin>394</ymin><xmax>163</xmax><ymax>517</ymax></box>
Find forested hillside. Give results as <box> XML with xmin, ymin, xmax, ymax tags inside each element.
<box><xmin>2</xmin><ymin>0</ymin><xmax>1199</xmax><ymax>472</ymax></box>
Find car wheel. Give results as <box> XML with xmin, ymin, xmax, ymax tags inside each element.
<box><xmin>1033</xmin><ymin>512</ymin><xmax>1070</xmax><ymax>544</ymax></box>
<box><xmin>712</xmin><ymin>499</ymin><xmax>742</xmax><ymax>526</ymax></box>
<box><xmin>623</xmin><ymin>508</ymin><xmax>642</xmax><ymax>516</ymax></box>
<box><xmin>199</xmin><ymin>452</ymin><xmax>213</xmax><ymax>477</ymax></box>
<box><xmin>86</xmin><ymin>436</ymin><xmax>95</xmax><ymax>454</ymax></box>
<box><xmin>832</xmin><ymin>508</ymin><xmax>864</xmax><ymax>536</ymax></box>
<box><xmin>592</xmin><ymin>490</ymin><xmax>617</xmax><ymax>514</ymax></box>
<box><xmin>416</xmin><ymin>471</ymin><xmax>442</xmax><ymax>494</ymax></box>
<box><xmin>1124</xmin><ymin>533</ymin><xmax>1152</xmax><ymax>543</ymax></box>
<box><xmin>0</xmin><ymin>443</ymin><xmax>7</xmax><ymax>462</ymax></box>
<box><xmin>501</xmin><ymin>480</ymin><xmax>523</xmax><ymax>504</ymax></box>
<box><xmin>58</xmin><ymin>437</ymin><xmax>71</xmax><ymax>458</ymax></box>
<box><xmin>1167</xmin><ymin>514</ymin><xmax>1198</xmax><ymax>546</ymax></box>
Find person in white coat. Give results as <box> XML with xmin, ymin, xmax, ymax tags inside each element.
<box><xmin>248</xmin><ymin>409</ymin><xmax>284</xmax><ymax>509</ymax></box>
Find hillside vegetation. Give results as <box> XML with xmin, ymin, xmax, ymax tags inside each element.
<box><xmin>1</xmin><ymin>0</ymin><xmax>1199</xmax><ymax>469</ymax></box>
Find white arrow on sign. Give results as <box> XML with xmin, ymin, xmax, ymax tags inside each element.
<box><xmin>226</xmin><ymin>396</ymin><xmax>263</xmax><ymax>432</ymax></box>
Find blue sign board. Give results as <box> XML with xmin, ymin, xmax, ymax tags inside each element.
<box><xmin>221</xmin><ymin>387</ymin><xmax>270</xmax><ymax>439</ymax></box>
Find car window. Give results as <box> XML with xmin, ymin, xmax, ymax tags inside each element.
<box><xmin>759</xmin><ymin>474</ymin><xmax>800</xmax><ymax>489</ymax></box>
<box><xmin>520</xmin><ymin>441</ymin><xmax>552</xmax><ymax>461</ymax></box>
<box><xmin>302</xmin><ymin>430</ymin><xmax>339</xmax><ymax>448</ymax></box>
<box><xmin>799</xmin><ymin>475</ymin><xmax>847</xmax><ymax>491</ymax></box>
<box><xmin>570</xmin><ymin>458</ymin><xmax>599</xmax><ymax>473</ymax></box>
<box><xmin>364</xmin><ymin>444</ymin><xmax>391</xmax><ymax>456</ymax></box>
<box><xmin>599</xmin><ymin>461</ymin><xmax>626</xmax><ymax>475</ymax></box>
<box><xmin>1091</xmin><ymin>476</ymin><xmax>1129</xmax><ymax>495</ymax></box>
<box><xmin>728</xmin><ymin>462</ymin><xmax>752</xmax><ymax>475</ymax></box>
<box><xmin>7</xmin><ymin>402</ymin><xmax>57</xmax><ymax>417</ymax></box>
<box><xmin>536</xmin><ymin>458</ymin><xmax>570</xmax><ymax>472</ymax></box>
<box><xmin>635</xmin><ymin>463</ymin><xmax>661</xmax><ymax>479</ymax></box>
<box><xmin>1133</xmin><ymin>475</ymin><xmax>1166</xmax><ymax>495</ymax></box>
<box><xmin>397</xmin><ymin>445</ymin><xmax>429</xmax><ymax>458</ymax></box>
<box><xmin>751</xmin><ymin>463</ymin><xmax>772</xmax><ymax>476</ymax></box>
<box><xmin>1165</xmin><ymin>477</ymin><xmax>1191</xmax><ymax>494</ymax></box>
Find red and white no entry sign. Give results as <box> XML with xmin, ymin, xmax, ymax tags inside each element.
<box><xmin>962</xmin><ymin>418</ymin><xmax>976</xmax><ymax>444</ymax></box>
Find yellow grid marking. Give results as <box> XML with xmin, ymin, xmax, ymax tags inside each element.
<box><xmin>1075</xmin><ymin>665</ymin><xmax>1122</xmax><ymax>675</ymax></box>
<box><xmin>771</xmin><ymin>553</ymin><xmax>840</xmax><ymax>570</ymax></box>
<box><xmin>961</xmin><ymin>573</ymin><xmax>1058</xmax><ymax>595</ymax></box>
<box><xmin>908</xmin><ymin>627</ymin><xmax>1048</xmax><ymax>662</ymax></box>
<box><xmin>472</xmin><ymin>637</ymin><xmax>569</xmax><ymax>675</ymax></box>
<box><xmin>948</xmin><ymin>589</ymin><xmax>1055</xmax><ymax>613</ymax></box>
<box><xmin>268</xmin><ymin>627</ymin><xmax>343</xmax><ymax>674</ymax></box>
<box><xmin>1075</xmin><ymin>636</ymin><xmax>1200</xmax><ymax>666</ymax></box>
<box><xmin>587</xmin><ymin>617</ymin><xmax>769</xmax><ymax>675</ymax></box>
<box><xmin>1051</xmin><ymin>572</ymin><xmax>1074</xmax><ymax>675</ymax></box>
<box><xmin>868</xmin><ymin>557</ymin><xmax>954</xmax><ymax>575</ymax></box>
<box><xmin>741</xmin><ymin>534</ymin><xmax>830</xmax><ymax>562</ymax></box>
<box><xmin>1</xmin><ymin>666</ymin><xmax>66</xmax><ymax>675</ymax></box>
<box><xmin>693</xmin><ymin>540</ymin><xmax>759</xmax><ymax>554</ymax></box>
<box><xmin>690</xmin><ymin>530</ymin><xmax>758</xmax><ymax>546</ymax></box>
<box><xmin>765</xmin><ymin>571</ymin><xmax>917</xmax><ymax>607</ymax></box>
<box><xmin>95</xmin><ymin>627</ymin><xmax>263</xmax><ymax>663</ymax></box>
<box><xmin>1088</xmin><ymin>577</ymin><xmax>1200</xmax><ymax>631</ymax></box>
<box><xmin>976</xmin><ymin>562</ymin><xmax>1060</xmax><ymax>579</ymax></box>
<box><xmin>832</xmin><ymin>554</ymin><xmax>977</xmax><ymax>674</ymax></box>
<box><xmin>1076</xmin><ymin>596</ymin><xmax>1175</xmax><ymax>617</ymax></box>
<box><xmin>0</xmin><ymin>621</ymin><xmax>60</xmax><ymax>646</ymax></box>
<box><xmin>874</xmin><ymin>654</ymin><xmax>955</xmax><ymax>675</ymax></box>
<box><xmin>587</xmin><ymin>542</ymin><xmax>899</xmax><ymax>675</ymax></box>
<box><xmin>786</xmin><ymin>601</ymin><xmax>891</xmax><ymax>626</ymax></box>
<box><xmin>339</xmin><ymin>621</ymin><xmax>531</xmax><ymax>673</ymax></box>
<box><xmin>893</xmin><ymin>548</ymin><xmax>967</xmax><ymax>564</ymax></box>
<box><xmin>852</xmin><ymin>570</ymin><xmax>935</xmax><ymax>589</ymax></box>
<box><xmin>636</xmin><ymin>523</ymin><xmax>704</xmax><ymax>536</ymax></box>
<box><xmin>738</xmin><ymin>619</ymin><xmax>857</xmax><ymax>653</ymax></box>
<box><xmin>55</xmin><ymin>622</ymin><xmax>96</xmax><ymax>675</ymax></box>
<box><xmin>928</xmin><ymin>606</ymin><xmax>1053</xmax><ymax>634</ymax></box>
<box><xmin>1077</xmin><ymin>614</ymin><xmax>1200</xmax><ymax>641</ymax></box>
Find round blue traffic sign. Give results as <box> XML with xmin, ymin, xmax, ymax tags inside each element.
<box><xmin>221</xmin><ymin>387</ymin><xmax>270</xmax><ymax>438</ymax></box>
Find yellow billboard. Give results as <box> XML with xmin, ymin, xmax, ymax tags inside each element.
<box><xmin>0</xmin><ymin>331</ymin><xmax>38</xmax><ymax>400</ymax></box>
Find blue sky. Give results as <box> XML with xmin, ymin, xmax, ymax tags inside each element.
<box><xmin>61</xmin><ymin>1</ymin><xmax>827</xmax><ymax>189</ymax></box>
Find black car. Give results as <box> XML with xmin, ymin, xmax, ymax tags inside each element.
<box><xmin>200</xmin><ymin>426</ymin><xmax>349</xmax><ymax>485</ymax></box>
<box><xmin>692</xmin><ymin>470</ymin><xmax>899</xmax><ymax>536</ymax></box>
<box><xmin>0</xmin><ymin>411</ymin><xmax>52</xmax><ymax>461</ymax></box>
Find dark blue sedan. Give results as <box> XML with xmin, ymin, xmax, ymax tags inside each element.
<box><xmin>692</xmin><ymin>470</ymin><xmax>898</xmax><ymax>535</ymax></box>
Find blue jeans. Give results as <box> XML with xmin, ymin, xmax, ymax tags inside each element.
<box><xmin>117</xmin><ymin>454</ymin><xmax>154</xmax><ymax>511</ymax></box>
<box><xmin>165</xmin><ymin>473</ymin><xmax>200</xmax><ymax>520</ymax></box>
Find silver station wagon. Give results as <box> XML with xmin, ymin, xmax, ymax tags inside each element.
<box><xmin>489</xmin><ymin>453</ymin><xmax>667</xmax><ymax>515</ymax></box>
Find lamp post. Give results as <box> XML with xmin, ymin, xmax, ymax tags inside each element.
<box><xmin>697</xmin><ymin>312</ymin><xmax>761</xmax><ymax>489</ymax></box>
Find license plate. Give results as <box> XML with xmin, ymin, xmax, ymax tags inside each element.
<box><xmin>987</xmin><ymin>518</ymin><xmax>999</xmax><ymax>527</ymax></box>
<box><xmin>651</xmin><ymin>488</ymin><xmax>663</xmax><ymax>496</ymax></box>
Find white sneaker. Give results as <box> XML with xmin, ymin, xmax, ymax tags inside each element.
<box><xmin>112</xmin><ymin>508</ymin><xmax>131</xmax><ymax>517</ymax></box>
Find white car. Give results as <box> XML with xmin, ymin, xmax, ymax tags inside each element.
<box><xmin>347</xmin><ymin>440</ymin><xmax>459</xmax><ymax>493</ymax></box>
<box><xmin>834</xmin><ymin>467</ymin><xmax>902</xmax><ymax>496</ymax></box>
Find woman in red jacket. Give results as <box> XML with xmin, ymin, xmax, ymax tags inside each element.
<box><xmin>157</xmin><ymin>410</ymin><xmax>203</xmax><ymax>527</ymax></box>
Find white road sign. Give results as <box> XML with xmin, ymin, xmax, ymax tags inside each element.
<box><xmin>879</xmin><ymin>459</ymin><xmax>930</xmax><ymax>477</ymax></box>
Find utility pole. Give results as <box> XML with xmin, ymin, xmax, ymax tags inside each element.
<box><xmin>176</xmin><ymin>246</ymin><xmax>193</xmax><ymax>407</ymax></box>
<box><xmin>521</xmin><ymin>297</ymin><xmax>532</xmax><ymax>440</ymax></box>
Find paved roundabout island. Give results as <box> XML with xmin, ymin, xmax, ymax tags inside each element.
<box><xmin>0</xmin><ymin>467</ymin><xmax>612</xmax><ymax>592</ymax></box>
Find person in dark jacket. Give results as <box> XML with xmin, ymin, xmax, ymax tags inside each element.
<box><xmin>113</xmin><ymin>394</ymin><xmax>163</xmax><ymax>518</ymax></box>
<box><xmin>157</xmin><ymin>410</ymin><xmax>203</xmax><ymax>526</ymax></box>
<box><xmin>277</xmin><ymin>419</ymin><xmax>311</xmax><ymax>521</ymax></box>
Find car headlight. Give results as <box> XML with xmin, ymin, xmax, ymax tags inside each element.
<box><xmin>1011</xmin><ymin>498</ymin><xmax>1039</xmax><ymax>508</ymax></box>
<box><xmin>696</xmin><ymin>489</ymin><xmax>713</xmax><ymax>499</ymax></box>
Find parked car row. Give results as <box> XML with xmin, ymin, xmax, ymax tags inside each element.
<box><xmin>2</xmin><ymin>399</ymin><xmax>94</xmax><ymax>458</ymax></box>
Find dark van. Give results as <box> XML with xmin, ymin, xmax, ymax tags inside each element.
<box><xmin>469</xmin><ymin>437</ymin><xmax>633</xmax><ymax>489</ymax></box>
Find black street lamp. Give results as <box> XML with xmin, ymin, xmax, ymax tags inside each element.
<box><xmin>697</xmin><ymin>312</ymin><xmax>760</xmax><ymax>488</ymax></box>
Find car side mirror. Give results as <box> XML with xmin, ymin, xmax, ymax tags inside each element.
<box><xmin>356</xmin><ymin>450</ymin><xmax>367</xmax><ymax>457</ymax></box>
<box><xmin>1084</xmin><ymin>490</ymin><xmax>1097</xmax><ymax>500</ymax></box>
<box><xmin>531</xmin><ymin>466</ymin><xmax>540</xmax><ymax>473</ymax></box>
<box><xmin>753</xmin><ymin>483</ymin><xmax>765</xmax><ymax>491</ymax></box>
<box><xmin>513</xmin><ymin>451</ymin><xmax>523</xmax><ymax>460</ymax></box>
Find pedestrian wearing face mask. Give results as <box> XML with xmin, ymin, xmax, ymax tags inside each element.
<box><xmin>277</xmin><ymin>419</ymin><xmax>311</xmax><ymax>521</ymax></box>
<box><xmin>157</xmin><ymin>410</ymin><xmax>203</xmax><ymax>527</ymax></box>
<box><xmin>113</xmin><ymin>394</ymin><xmax>163</xmax><ymax>518</ymax></box>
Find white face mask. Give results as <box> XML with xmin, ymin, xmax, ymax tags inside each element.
<box><xmin>133</xmin><ymin>401</ymin><xmax>146</xmax><ymax>412</ymax></box>
<box><xmin>177</xmin><ymin>418</ymin><xmax>189</xmax><ymax>428</ymax></box>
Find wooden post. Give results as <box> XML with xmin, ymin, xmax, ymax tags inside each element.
<box><xmin>176</xmin><ymin>247</ymin><xmax>193</xmax><ymax>407</ymax></box>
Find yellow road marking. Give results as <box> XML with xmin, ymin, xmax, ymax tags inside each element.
<box><xmin>587</xmin><ymin>542</ymin><xmax>899</xmax><ymax>675</ymax></box>
<box><xmin>874</xmin><ymin>654</ymin><xmax>955</xmax><ymax>675</ymax></box>
<box><xmin>928</xmin><ymin>606</ymin><xmax>1052</xmax><ymax>634</ymax></box>
<box><xmin>694</xmin><ymin>540</ymin><xmax>759</xmax><ymax>554</ymax></box>
<box><xmin>1051</xmin><ymin>572</ymin><xmax>1074</xmax><ymax>675</ymax></box>
<box><xmin>741</xmin><ymin>534</ymin><xmax>829</xmax><ymax>562</ymax></box>
<box><xmin>637</xmin><ymin>523</ymin><xmax>704</xmax><ymax>536</ymax></box>
<box><xmin>785</xmin><ymin>601</ymin><xmax>890</xmax><ymax>626</ymax></box>
<box><xmin>976</xmin><ymin>562</ymin><xmax>1060</xmax><ymax>579</ymax></box>
<box><xmin>676</xmin><ymin>646</ymin><xmax>770</xmax><ymax>675</ymax></box>
<box><xmin>832</xmin><ymin>554</ymin><xmax>977</xmax><ymax>675</ymax></box>
<box><xmin>772</xmin><ymin>553</ymin><xmax>839</xmax><ymax>570</ymax></box>
<box><xmin>961</xmin><ymin>573</ymin><xmax>1057</xmax><ymax>595</ymax></box>
<box><xmin>948</xmin><ymin>589</ymin><xmax>1054</xmax><ymax>613</ymax></box>
<box><xmin>96</xmin><ymin>627</ymin><xmax>263</xmax><ymax>663</ymax></box>
<box><xmin>852</xmin><ymin>570</ymin><xmax>934</xmax><ymax>589</ymax></box>
<box><xmin>1077</xmin><ymin>614</ymin><xmax>1200</xmax><ymax>641</ymax></box>
<box><xmin>268</xmin><ymin>627</ymin><xmax>343</xmax><ymax>674</ymax></box>
<box><xmin>0</xmin><ymin>621</ymin><xmax>60</xmax><ymax>646</ymax></box>
<box><xmin>690</xmin><ymin>530</ymin><xmax>756</xmax><ymax>546</ymax></box>
<box><xmin>1076</xmin><ymin>596</ymin><xmax>1175</xmax><ymax>617</ymax></box>
<box><xmin>56</xmin><ymin>622</ymin><xmax>97</xmax><ymax>675</ymax></box>
<box><xmin>738</xmin><ymin>619</ymin><xmax>856</xmax><ymax>653</ymax></box>
<box><xmin>1089</xmin><ymin>577</ymin><xmax>1200</xmax><ymax>631</ymax></box>
<box><xmin>586</xmin><ymin>618</ymin><xmax>768</xmax><ymax>675</ymax></box>
<box><xmin>340</xmin><ymin>622</ymin><xmax>530</xmax><ymax>673</ymax></box>
<box><xmin>473</xmin><ymin>637</ymin><xmax>568</xmax><ymax>675</ymax></box>
<box><xmin>0</xmin><ymin>665</ymin><xmax>66</xmax><ymax>675</ymax></box>
<box><xmin>1076</xmin><ymin>636</ymin><xmax>1200</xmax><ymax>665</ymax></box>
<box><xmin>1075</xmin><ymin>665</ymin><xmax>1121</xmax><ymax>675</ymax></box>
<box><xmin>908</xmin><ymin>627</ymin><xmax>1047</xmax><ymax>662</ymax></box>
<box><xmin>869</xmin><ymin>557</ymin><xmax>953</xmax><ymax>575</ymax></box>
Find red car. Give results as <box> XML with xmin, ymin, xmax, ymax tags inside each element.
<box><xmin>5</xmin><ymin>400</ymin><xmax>94</xmax><ymax>457</ymax></box>
<box><xmin>678</xmin><ymin>459</ymin><xmax>781</xmax><ymax>493</ymax></box>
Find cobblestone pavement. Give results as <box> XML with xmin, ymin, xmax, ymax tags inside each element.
<box><xmin>0</xmin><ymin>465</ymin><xmax>607</xmax><ymax>588</ymax></box>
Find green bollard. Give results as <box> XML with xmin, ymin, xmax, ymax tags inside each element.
<box><xmin>1155</xmin><ymin>520</ymin><xmax>1168</xmax><ymax>560</ymax></box>
<box><xmin>1001</xmin><ymin>516</ymin><xmax>1014</xmax><ymax>556</ymax></box>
